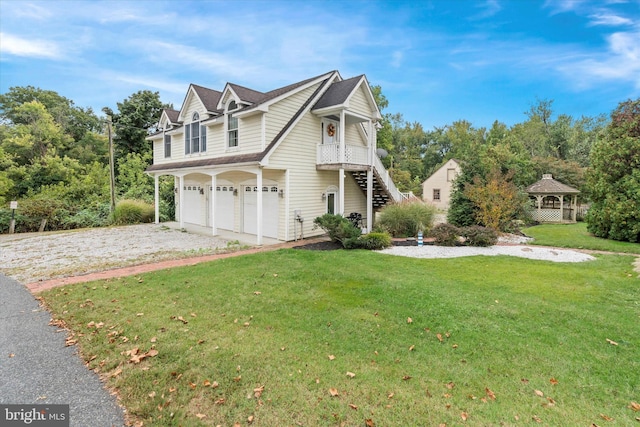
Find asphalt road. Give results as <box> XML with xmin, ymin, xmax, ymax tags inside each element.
<box><xmin>0</xmin><ymin>274</ymin><xmax>126</xmax><ymax>427</ymax></box>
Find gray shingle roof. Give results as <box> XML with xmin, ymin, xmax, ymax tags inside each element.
<box><xmin>526</xmin><ymin>174</ymin><xmax>580</xmax><ymax>194</ymax></box>
<box><xmin>228</xmin><ymin>83</ymin><xmax>265</xmax><ymax>104</ymax></box>
<box><xmin>164</xmin><ymin>109</ymin><xmax>180</xmax><ymax>123</ymax></box>
<box><xmin>191</xmin><ymin>84</ymin><xmax>222</xmax><ymax>111</ymax></box>
<box><xmin>312</xmin><ymin>75</ymin><xmax>363</xmax><ymax>110</ymax></box>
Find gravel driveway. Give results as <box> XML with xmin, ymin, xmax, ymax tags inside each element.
<box><xmin>0</xmin><ymin>224</ymin><xmax>235</xmax><ymax>285</ymax></box>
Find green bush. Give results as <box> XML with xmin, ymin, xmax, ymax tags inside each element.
<box><xmin>110</xmin><ymin>199</ymin><xmax>155</xmax><ymax>225</ymax></box>
<box><xmin>377</xmin><ymin>201</ymin><xmax>436</xmax><ymax>237</ymax></box>
<box><xmin>313</xmin><ymin>214</ymin><xmax>361</xmax><ymax>247</ymax></box>
<box><xmin>461</xmin><ymin>225</ymin><xmax>498</xmax><ymax>247</ymax></box>
<box><xmin>430</xmin><ymin>223</ymin><xmax>460</xmax><ymax>246</ymax></box>
<box><xmin>344</xmin><ymin>232</ymin><xmax>393</xmax><ymax>250</ymax></box>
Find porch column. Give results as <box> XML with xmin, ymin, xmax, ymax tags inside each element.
<box><xmin>211</xmin><ymin>175</ymin><xmax>217</xmax><ymax>235</ymax></box>
<box><xmin>559</xmin><ymin>195</ymin><xmax>564</xmax><ymax>222</ymax></box>
<box><xmin>572</xmin><ymin>195</ymin><xmax>577</xmax><ymax>222</ymax></box>
<box><xmin>285</xmin><ymin>169</ymin><xmax>290</xmax><ymax>241</ymax></box>
<box><xmin>339</xmin><ymin>110</ymin><xmax>345</xmax><ymax>163</ymax></box>
<box><xmin>366</xmin><ymin>167</ymin><xmax>373</xmax><ymax>233</ymax></box>
<box><xmin>366</xmin><ymin>120</ymin><xmax>374</xmax><ymax>233</ymax></box>
<box><xmin>179</xmin><ymin>175</ymin><xmax>185</xmax><ymax>229</ymax></box>
<box><xmin>256</xmin><ymin>168</ymin><xmax>263</xmax><ymax>245</ymax></box>
<box><xmin>339</xmin><ymin>168</ymin><xmax>345</xmax><ymax>216</ymax></box>
<box><xmin>154</xmin><ymin>174</ymin><xmax>160</xmax><ymax>224</ymax></box>
<box><xmin>536</xmin><ymin>195</ymin><xmax>542</xmax><ymax>222</ymax></box>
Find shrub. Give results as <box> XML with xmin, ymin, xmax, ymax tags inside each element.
<box><xmin>377</xmin><ymin>201</ymin><xmax>436</xmax><ymax>237</ymax></box>
<box><xmin>461</xmin><ymin>225</ymin><xmax>498</xmax><ymax>247</ymax></box>
<box><xmin>313</xmin><ymin>214</ymin><xmax>361</xmax><ymax>247</ymax></box>
<box><xmin>111</xmin><ymin>199</ymin><xmax>155</xmax><ymax>225</ymax></box>
<box><xmin>344</xmin><ymin>232</ymin><xmax>393</xmax><ymax>250</ymax></box>
<box><xmin>430</xmin><ymin>223</ymin><xmax>460</xmax><ymax>246</ymax></box>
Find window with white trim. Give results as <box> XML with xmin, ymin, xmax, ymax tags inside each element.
<box><xmin>184</xmin><ymin>112</ymin><xmax>207</xmax><ymax>154</ymax></box>
<box><xmin>164</xmin><ymin>133</ymin><xmax>171</xmax><ymax>158</ymax></box>
<box><xmin>227</xmin><ymin>100</ymin><xmax>238</xmax><ymax>148</ymax></box>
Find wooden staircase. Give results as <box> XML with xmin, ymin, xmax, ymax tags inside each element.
<box><xmin>350</xmin><ymin>169</ymin><xmax>393</xmax><ymax>209</ymax></box>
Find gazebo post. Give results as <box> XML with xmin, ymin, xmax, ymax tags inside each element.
<box><xmin>560</xmin><ymin>195</ymin><xmax>564</xmax><ymax>222</ymax></box>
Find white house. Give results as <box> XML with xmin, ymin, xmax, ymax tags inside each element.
<box><xmin>146</xmin><ymin>71</ymin><xmax>406</xmax><ymax>244</ymax></box>
<box><xmin>421</xmin><ymin>158</ymin><xmax>461</xmax><ymax>210</ymax></box>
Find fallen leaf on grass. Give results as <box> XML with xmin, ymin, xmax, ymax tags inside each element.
<box><xmin>365</xmin><ymin>419</ymin><xmax>375</xmax><ymax>427</ymax></box>
<box><xmin>248</xmin><ymin>415</ymin><xmax>254</xmax><ymax>423</ymax></box>
<box><xmin>409</xmin><ymin>345</ymin><xmax>415</xmax><ymax>351</ymax></box>
<box><xmin>461</xmin><ymin>412</ymin><xmax>468</xmax><ymax>421</ymax></box>
<box><xmin>346</xmin><ymin>372</ymin><xmax>356</xmax><ymax>378</ymax></box>
<box><xmin>148</xmin><ymin>391</ymin><xmax>156</xmax><ymax>398</ymax></box>
<box><xmin>328</xmin><ymin>355</ymin><xmax>336</xmax><ymax>361</ymax></box>
<box><xmin>253</xmin><ymin>291</ymin><xmax>262</xmax><ymax>295</ymax></box>
<box><xmin>136</xmin><ymin>313</ymin><xmax>144</xmax><ymax>317</ymax></box>
<box><xmin>195</xmin><ymin>413</ymin><xmax>206</xmax><ymax>419</ymax></box>
<box><xmin>550</xmin><ymin>377</ymin><xmax>559</xmax><ymax>385</ymax></box>
<box><xmin>534</xmin><ymin>390</ymin><xmax>544</xmax><ymax>397</ymax></box>
<box><xmin>253</xmin><ymin>385</ymin><xmax>265</xmax><ymax>398</ymax></box>
<box><xmin>599</xmin><ymin>414</ymin><xmax>613</xmax><ymax>421</ymax></box>
<box><xmin>606</xmin><ymin>338</ymin><xmax>618</xmax><ymax>346</ymax></box>
<box><xmin>630</xmin><ymin>401</ymin><xmax>640</xmax><ymax>411</ymax></box>
<box><xmin>445</xmin><ymin>382</ymin><xmax>455</xmax><ymax>389</ymax></box>
<box><xmin>168</xmin><ymin>387</ymin><xmax>176</xmax><ymax>393</ymax></box>
<box><xmin>402</xmin><ymin>375</ymin><xmax>412</xmax><ymax>381</ymax></box>
<box><xmin>349</xmin><ymin>404</ymin><xmax>358</xmax><ymax>410</ymax></box>
<box><xmin>214</xmin><ymin>398</ymin><xmax>225</xmax><ymax>405</ymax></box>
<box><xmin>436</xmin><ymin>333</ymin><xmax>443</xmax><ymax>342</ymax></box>
<box><xmin>407</xmin><ymin>317</ymin><xmax>413</xmax><ymax>324</ymax></box>
<box><xmin>533</xmin><ymin>415</ymin><xmax>542</xmax><ymax>423</ymax></box>
<box><xmin>485</xmin><ymin>388</ymin><xmax>496</xmax><ymax>400</ymax></box>
<box><xmin>329</xmin><ymin>388</ymin><xmax>339</xmax><ymax>397</ymax></box>
<box><xmin>111</xmin><ymin>368</ymin><xmax>122</xmax><ymax>378</ymax></box>
<box><xmin>150</xmin><ymin>337</ymin><xmax>157</xmax><ymax>343</ymax></box>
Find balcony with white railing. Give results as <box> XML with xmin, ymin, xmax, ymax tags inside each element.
<box><xmin>317</xmin><ymin>143</ymin><xmax>370</xmax><ymax>167</ymax></box>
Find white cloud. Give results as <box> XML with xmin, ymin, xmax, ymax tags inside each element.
<box><xmin>0</xmin><ymin>32</ymin><xmax>62</xmax><ymax>59</ymax></box>
<box><xmin>470</xmin><ymin>0</ymin><xmax>503</xmax><ymax>20</ymax></box>
<box><xmin>588</xmin><ymin>12</ymin><xmax>634</xmax><ymax>26</ymax></box>
<box><xmin>557</xmin><ymin>30</ymin><xmax>640</xmax><ymax>88</ymax></box>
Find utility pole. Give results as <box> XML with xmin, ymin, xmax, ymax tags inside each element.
<box><xmin>107</xmin><ymin>115</ymin><xmax>116</xmax><ymax>213</ymax></box>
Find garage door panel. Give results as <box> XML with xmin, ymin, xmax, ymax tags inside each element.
<box><xmin>243</xmin><ymin>186</ymin><xmax>278</xmax><ymax>238</ymax></box>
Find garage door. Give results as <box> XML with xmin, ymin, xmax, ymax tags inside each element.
<box><xmin>207</xmin><ymin>185</ymin><xmax>234</xmax><ymax>231</ymax></box>
<box><xmin>183</xmin><ymin>185</ymin><xmax>203</xmax><ymax>225</ymax></box>
<box><xmin>243</xmin><ymin>186</ymin><xmax>279</xmax><ymax>238</ymax></box>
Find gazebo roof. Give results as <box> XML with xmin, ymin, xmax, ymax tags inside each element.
<box><xmin>526</xmin><ymin>174</ymin><xmax>580</xmax><ymax>195</ymax></box>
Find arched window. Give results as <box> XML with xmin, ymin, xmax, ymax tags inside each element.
<box><xmin>184</xmin><ymin>111</ymin><xmax>207</xmax><ymax>154</ymax></box>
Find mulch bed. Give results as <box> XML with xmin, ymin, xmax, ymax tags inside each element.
<box><xmin>292</xmin><ymin>238</ymin><xmax>432</xmax><ymax>250</ymax></box>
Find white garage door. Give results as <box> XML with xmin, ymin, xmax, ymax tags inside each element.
<box><xmin>183</xmin><ymin>185</ymin><xmax>203</xmax><ymax>225</ymax></box>
<box><xmin>207</xmin><ymin>185</ymin><xmax>235</xmax><ymax>231</ymax></box>
<box><xmin>243</xmin><ymin>186</ymin><xmax>279</xmax><ymax>238</ymax></box>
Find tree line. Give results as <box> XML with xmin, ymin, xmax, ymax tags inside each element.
<box><xmin>1</xmin><ymin>85</ymin><xmax>637</xmax><ymax>242</ymax></box>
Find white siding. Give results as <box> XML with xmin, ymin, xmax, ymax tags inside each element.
<box><xmin>348</xmin><ymin>84</ymin><xmax>374</xmax><ymax>117</ymax></box>
<box><xmin>422</xmin><ymin>159</ymin><xmax>461</xmax><ymax>210</ymax></box>
<box><xmin>238</xmin><ymin>114</ymin><xmax>262</xmax><ymax>152</ymax></box>
<box><xmin>265</xmin><ymin>84</ymin><xmax>320</xmax><ymax>145</ymax></box>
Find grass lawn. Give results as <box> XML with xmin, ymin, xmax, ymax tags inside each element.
<box><xmin>39</xmin><ymin>246</ymin><xmax>640</xmax><ymax>426</ymax></box>
<box><xmin>523</xmin><ymin>222</ymin><xmax>640</xmax><ymax>254</ymax></box>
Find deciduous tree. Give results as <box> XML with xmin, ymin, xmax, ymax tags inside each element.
<box><xmin>586</xmin><ymin>99</ymin><xmax>640</xmax><ymax>242</ymax></box>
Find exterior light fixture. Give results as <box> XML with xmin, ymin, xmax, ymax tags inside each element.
<box><xmin>322</xmin><ymin>193</ymin><xmax>326</xmax><ymax>201</ymax></box>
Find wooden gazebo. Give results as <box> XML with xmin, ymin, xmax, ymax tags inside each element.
<box><xmin>526</xmin><ymin>174</ymin><xmax>580</xmax><ymax>223</ymax></box>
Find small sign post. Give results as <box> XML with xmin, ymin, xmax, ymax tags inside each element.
<box><xmin>9</xmin><ymin>201</ymin><xmax>17</xmax><ymax>234</ymax></box>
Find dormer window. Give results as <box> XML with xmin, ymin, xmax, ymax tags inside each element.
<box><xmin>184</xmin><ymin>111</ymin><xmax>207</xmax><ymax>154</ymax></box>
<box><xmin>227</xmin><ymin>101</ymin><xmax>239</xmax><ymax>148</ymax></box>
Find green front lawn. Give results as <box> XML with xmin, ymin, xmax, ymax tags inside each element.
<box><xmin>523</xmin><ymin>222</ymin><xmax>640</xmax><ymax>254</ymax></box>
<box><xmin>41</xmin><ymin>248</ymin><xmax>640</xmax><ymax>426</ymax></box>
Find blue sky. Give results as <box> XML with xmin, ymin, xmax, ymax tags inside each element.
<box><xmin>1</xmin><ymin>0</ymin><xmax>638</xmax><ymax>130</ymax></box>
